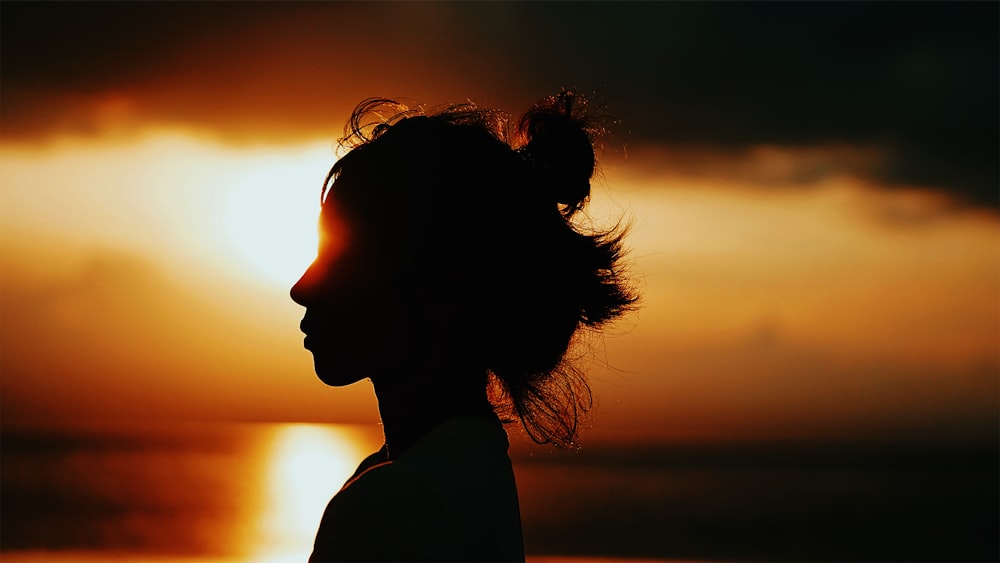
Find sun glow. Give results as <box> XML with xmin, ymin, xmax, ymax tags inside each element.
<box><xmin>221</xmin><ymin>147</ymin><xmax>331</xmax><ymax>289</ymax></box>
<box><xmin>0</xmin><ymin>132</ymin><xmax>335</xmax><ymax>291</ymax></box>
<box><xmin>256</xmin><ymin>424</ymin><xmax>371</xmax><ymax>562</ymax></box>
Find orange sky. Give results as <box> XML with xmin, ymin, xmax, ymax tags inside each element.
<box><xmin>1</xmin><ymin>130</ymin><xmax>995</xmax><ymax>444</ymax></box>
<box><xmin>1</xmin><ymin>2</ymin><xmax>996</xmax><ymax>444</ymax></box>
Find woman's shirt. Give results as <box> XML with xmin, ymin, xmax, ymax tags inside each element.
<box><xmin>309</xmin><ymin>414</ymin><xmax>525</xmax><ymax>562</ymax></box>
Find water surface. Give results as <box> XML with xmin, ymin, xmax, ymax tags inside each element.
<box><xmin>2</xmin><ymin>421</ymin><xmax>996</xmax><ymax>562</ymax></box>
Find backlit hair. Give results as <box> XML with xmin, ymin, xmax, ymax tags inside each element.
<box><xmin>324</xmin><ymin>90</ymin><xmax>638</xmax><ymax>448</ymax></box>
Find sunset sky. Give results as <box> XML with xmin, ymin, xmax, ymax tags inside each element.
<box><xmin>1</xmin><ymin>1</ymin><xmax>997</xmax><ymax>444</ymax></box>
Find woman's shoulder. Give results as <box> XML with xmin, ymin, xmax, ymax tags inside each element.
<box><xmin>311</xmin><ymin>458</ymin><xmax>457</xmax><ymax>561</ymax></box>
<box><xmin>320</xmin><ymin>415</ymin><xmax>513</xmax><ymax>534</ymax></box>
<box><xmin>341</xmin><ymin>456</ymin><xmax>427</xmax><ymax>504</ymax></box>
<box><xmin>310</xmin><ymin>417</ymin><xmax>522</xmax><ymax>562</ymax></box>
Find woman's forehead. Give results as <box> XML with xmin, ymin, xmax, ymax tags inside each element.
<box><xmin>319</xmin><ymin>176</ymin><xmax>390</xmax><ymax>245</ymax></box>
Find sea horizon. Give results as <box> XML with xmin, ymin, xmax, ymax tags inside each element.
<box><xmin>2</xmin><ymin>420</ymin><xmax>997</xmax><ymax>562</ymax></box>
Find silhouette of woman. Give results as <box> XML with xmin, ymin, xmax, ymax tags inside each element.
<box><xmin>291</xmin><ymin>90</ymin><xmax>637</xmax><ymax>562</ymax></box>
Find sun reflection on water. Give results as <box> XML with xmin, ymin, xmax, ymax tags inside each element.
<box><xmin>253</xmin><ymin>424</ymin><xmax>375</xmax><ymax>563</ymax></box>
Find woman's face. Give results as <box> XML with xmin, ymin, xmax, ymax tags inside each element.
<box><xmin>290</xmin><ymin>193</ymin><xmax>412</xmax><ymax>386</ymax></box>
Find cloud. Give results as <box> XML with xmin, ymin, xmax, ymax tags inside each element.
<box><xmin>0</xmin><ymin>243</ymin><xmax>375</xmax><ymax>425</ymax></box>
<box><xmin>619</xmin><ymin>144</ymin><xmax>886</xmax><ymax>187</ymax></box>
<box><xmin>1</xmin><ymin>2</ymin><xmax>996</xmax><ymax>209</ymax></box>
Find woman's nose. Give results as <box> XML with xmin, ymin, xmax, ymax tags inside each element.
<box><xmin>290</xmin><ymin>265</ymin><xmax>316</xmax><ymax>306</ymax></box>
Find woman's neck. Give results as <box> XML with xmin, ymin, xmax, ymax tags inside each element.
<box><xmin>371</xmin><ymin>367</ymin><xmax>494</xmax><ymax>459</ymax></box>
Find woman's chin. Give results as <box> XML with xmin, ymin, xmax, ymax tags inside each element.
<box><xmin>312</xmin><ymin>357</ymin><xmax>369</xmax><ymax>387</ymax></box>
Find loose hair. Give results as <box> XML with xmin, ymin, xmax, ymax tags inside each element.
<box><xmin>324</xmin><ymin>90</ymin><xmax>638</xmax><ymax>448</ymax></box>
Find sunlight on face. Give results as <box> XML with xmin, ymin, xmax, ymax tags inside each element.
<box><xmin>254</xmin><ymin>424</ymin><xmax>369</xmax><ymax>562</ymax></box>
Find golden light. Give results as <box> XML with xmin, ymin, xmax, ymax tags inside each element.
<box><xmin>221</xmin><ymin>144</ymin><xmax>333</xmax><ymax>289</ymax></box>
<box><xmin>0</xmin><ymin>132</ymin><xmax>335</xmax><ymax>291</ymax></box>
<box><xmin>255</xmin><ymin>424</ymin><xmax>372</xmax><ymax>563</ymax></box>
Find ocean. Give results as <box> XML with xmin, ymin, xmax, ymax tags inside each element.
<box><xmin>2</xmin><ymin>421</ymin><xmax>996</xmax><ymax>562</ymax></box>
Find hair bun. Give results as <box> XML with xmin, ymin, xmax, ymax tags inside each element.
<box><xmin>518</xmin><ymin>90</ymin><xmax>598</xmax><ymax>214</ymax></box>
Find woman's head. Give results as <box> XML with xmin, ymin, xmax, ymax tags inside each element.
<box><xmin>291</xmin><ymin>90</ymin><xmax>638</xmax><ymax>446</ymax></box>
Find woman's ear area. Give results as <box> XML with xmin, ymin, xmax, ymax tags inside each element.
<box><xmin>405</xmin><ymin>267</ymin><xmax>492</xmax><ymax>369</ymax></box>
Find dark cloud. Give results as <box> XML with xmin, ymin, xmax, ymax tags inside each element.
<box><xmin>2</xmin><ymin>1</ymin><xmax>996</xmax><ymax>209</ymax></box>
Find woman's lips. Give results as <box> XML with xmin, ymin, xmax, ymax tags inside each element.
<box><xmin>302</xmin><ymin>330</ymin><xmax>330</xmax><ymax>350</ymax></box>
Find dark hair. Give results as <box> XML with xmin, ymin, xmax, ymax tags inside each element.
<box><xmin>324</xmin><ymin>90</ymin><xmax>638</xmax><ymax>448</ymax></box>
